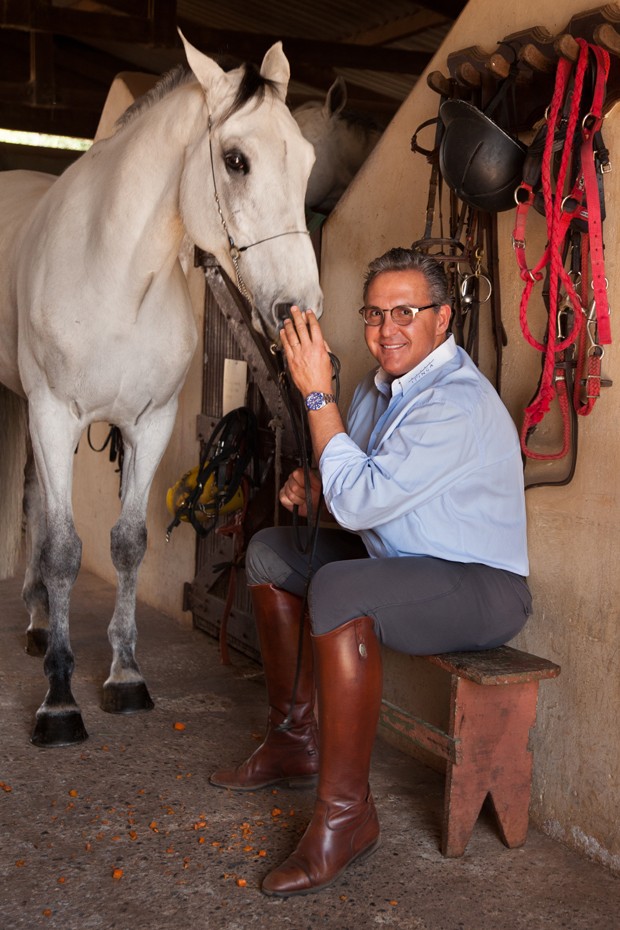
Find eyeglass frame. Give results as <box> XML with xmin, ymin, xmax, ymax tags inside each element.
<box><xmin>357</xmin><ymin>303</ymin><xmax>439</xmax><ymax>326</ymax></box>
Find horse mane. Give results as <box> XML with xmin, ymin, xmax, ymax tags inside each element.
<box><xmin>338</xmin><ymin>109</ymin><xmax>384</xmax><ymax>136</ymax></box>
<box><xmin>219</xmin><ymin>63</ymin><xmax>279</xmax><ymax>123</ymax></box>
<box><xmin>114</xmin><ymin>61</ymin><xmax>279</xmax><ymax>134</ymax></box>
<box><xmin>114</xmin><ymin>65</ymin><xmax>194</xmax><ymax>132</ymax></box>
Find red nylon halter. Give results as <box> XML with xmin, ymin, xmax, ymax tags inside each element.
<box><xmin>512</xmin><ymin>40</ymin><xmax>610</xmax><ymax>460</ymax></box>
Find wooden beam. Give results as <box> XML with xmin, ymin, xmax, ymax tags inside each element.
<box><xmin>176</xmin><ymin>19</ymin><xmax>432</xmax><ymax>74</ymax></box>
<box><xmin>347</xmin><ymin>11</ymin><xmax>450</xmax><ymax>45</ymax></box>
<box><xmin>1</xmin><ymin>4</ymin><xmax>154</xmax><ymax>44</ymax></box>
<box><xmin>0</xmin><ymin>95</ymin><xmax>101</xmax><ymax>137</ymax></box>
<box><xmin>415</xmin><ymin>0</ymin><xmax>465</xmax><ymax>19</ymax></box>
<box><xmin>2</xmin><ymin>9</ymin><xmax>435</xmax><ymax>73</ymax></box>
<box><xmin>29</xmin><ymin>30</ymin><xmax>56</xmax><ymax>106</ymax></box>
<box><xmin>54</xmin><ymin>35</ymin><xmax>160</xmax><ymax>85</ymax></box>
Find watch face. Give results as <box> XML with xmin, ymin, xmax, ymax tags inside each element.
<box><xmin>305</xmin><ymin>392</ymin><xmax>334</xmax><ymax>410</ymax></box>
<box><xmin>306</xmin><ymin>392</ymin><xmax>323</xmax><ymax>410</ymax></box>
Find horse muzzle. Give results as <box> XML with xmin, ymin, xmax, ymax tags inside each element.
<box><xmin>273</xmin><ymin>298</ymin><xmax>324</xmax><ymax>331</ymax></box>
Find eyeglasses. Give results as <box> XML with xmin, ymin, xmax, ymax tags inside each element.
<box><xmin>358</xmin><ymin>304</ymin><xmax>438</xmax><ymax>326</ymax></box>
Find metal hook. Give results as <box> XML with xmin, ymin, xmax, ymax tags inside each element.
<box><xmin>585</xmin><ymin>301</ymin><xmax>604</xmax><ymax>358</ymax></box>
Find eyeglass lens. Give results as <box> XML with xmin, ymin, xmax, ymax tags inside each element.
<box><xmin>360</xmin><ymin>305</ymin><xmax>433</xmax><ymax>326</ymax></box>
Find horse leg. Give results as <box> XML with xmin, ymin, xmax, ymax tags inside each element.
<box><xmin>101</xmin><ymin>414</ymin><xmax>176</xmax><ymax>714</ymax></box>
<box><xmin>27</xmin><ymin>404</ymin><xmax>87</xmax><ymax>747</ymax></box>
<box><xmin>22</xmin><ymin>450</ymin><xmax>50</xmax><ymax>657</ymax></box>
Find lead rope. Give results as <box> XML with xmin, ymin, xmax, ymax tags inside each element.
<box><xmin>273</xmin><ymin>346</ymin><xmax>341</xmax><ymax>732</ymax></box>
<box><xmin>513</xmin><ymin>41</ymin><xmax>611</xmax><ymax>465</ymax></box>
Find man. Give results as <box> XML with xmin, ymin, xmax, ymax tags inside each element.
<box><xmin>210</xmin><ymin>248</ymin><xmax>531</xmax><ymax>896</ymax></box>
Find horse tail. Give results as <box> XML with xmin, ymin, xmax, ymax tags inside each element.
<box><xmin>0</xmin><ymin>384</ymin><xmax>28</xmax><ymax>580</ymax></box>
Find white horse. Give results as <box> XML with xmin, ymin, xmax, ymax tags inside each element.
<box><xmin>292</xmin><ymin>77</ymin><xmax>382</xmax><ymax>213</ymax></box>
<box><xmin>0</xmin><ymin>32</ymin><xmax>322</xmax><ymax>747</ymax></box>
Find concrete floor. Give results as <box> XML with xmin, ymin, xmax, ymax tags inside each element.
<box><xmin>1</xmin><ymin>565</ymin><xmax>618</xmax><ymax>930</ymax></box>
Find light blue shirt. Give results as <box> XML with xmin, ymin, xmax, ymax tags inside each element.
<box><xmin>319</xmin><ymin>335</ymin><xmax>529</xmax><ymax>576</ymax></box>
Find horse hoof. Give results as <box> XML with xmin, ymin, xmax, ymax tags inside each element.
<box><xmin>25</xmin><ymin>628</ymin><xmax>48</xmax><ymax>657</ymax></box>
<box><xmin>101</xmin><ymin>681</ymin><xmax>155</xmax><ymax>714</ymax></box>
<box><xmin>31</xmin><ymin>710</ymin><xmax>89</xmax><ymax>747</ymax></box>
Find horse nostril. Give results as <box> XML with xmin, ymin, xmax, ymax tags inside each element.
<box><xmin>274</xmin><ymin>302</ymin><xmax>294</xmax><ymax>328</ymax></box>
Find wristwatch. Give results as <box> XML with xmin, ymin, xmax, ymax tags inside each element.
<box><xmin>305</xmin><ymin>391</ymin><xmax>336</xmax><ymax>411</ymax></box>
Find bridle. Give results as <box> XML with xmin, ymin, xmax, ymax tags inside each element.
<box><xmin>207</xmin><ymin>115</ymin><xmax>310</xmax><ymax>306</ymax></box>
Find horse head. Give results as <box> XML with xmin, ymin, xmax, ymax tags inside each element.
<box><xmin>293</xmin><ymin>77</ymin><xmax>382</xmax><ymax>213</ymax></box>
<box><xmin>178</xmin><ymin>32</ymin><xmax>322</xmax><ymax>341</ymax></box>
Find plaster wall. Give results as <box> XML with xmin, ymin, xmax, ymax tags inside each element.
<box><xmin>318</xmin><ymin>0</ymin><xmax>620</xmax><ymax>870</ymax></box>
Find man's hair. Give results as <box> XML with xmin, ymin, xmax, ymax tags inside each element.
<box><xmin>363</xmin><ymin>248</ymin><xmax>450</xmax><ymax>309</ymax></box>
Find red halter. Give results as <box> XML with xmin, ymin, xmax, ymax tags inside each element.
<box><xmin>512</xmin><ymin>39</ymin><xmax>611</xmax><ymax>461</ymax></box>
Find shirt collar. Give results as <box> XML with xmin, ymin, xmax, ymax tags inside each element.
<box><xmin>374</xmin><ymin>335</ymin><xmax>457</xmax><ymax>398</ymax></box>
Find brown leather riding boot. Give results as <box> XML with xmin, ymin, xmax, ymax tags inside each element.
<box><xmin>261</xmin><ymin>615</ymin><xmax>382</xmax><ymax>896</ymax></box>
<box><xmin>210</xmin><ymin>584</ymin><xmax>319</xmax><ymax>791</ymax></box>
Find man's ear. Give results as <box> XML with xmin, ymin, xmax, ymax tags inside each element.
<box><xmin>436</xmin><ymin>303</ymin><xmax>452</xmax><ymax>334</ymax></box>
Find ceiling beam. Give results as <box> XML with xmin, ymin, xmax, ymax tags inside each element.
<box><xmin>415</xmin><ymin>0</ymin><xmax>465</xmax><ymax>19</ymax></box>
<box><xmin>176</xmin><ymin>20</ymin><xmax>432</xmax><ymax>74</ymax></box>
<box><xmin>0</xmin><ymin>91</ymin><xmax>103</xmax><ymax>137</ymax></box>
<box><xmin>1</xmin><ymin>8</ymin><xmax>435</xmax><ymax>73</ymax></box>
<box><xmin>347</xmin><ymin>11</ymin><xmax>450</xmax><ymax>46</ymax></box>
<box><xmin>0</xmin><ymin>1</ymin><xmax>176</xmax><ymax>45</ymax></box>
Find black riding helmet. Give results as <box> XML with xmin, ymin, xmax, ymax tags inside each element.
<box><xmin>439</xmin><ymin>99</ymin><xmax>527</xmax><ymax>213</ymax></box>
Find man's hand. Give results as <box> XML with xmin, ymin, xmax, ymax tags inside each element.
<box><xmin>280</xmin><ymin>306</ymin><xmax>347</xmax><ymax>462</ymax></box>
<box><xmin>280</xmin><ymin>307</ymin><xmax>334</xmax><ymax>398</ymax></box>
<box><xmin>279</xmin><ymin>467</ymin><xmax>322</xmax><ymax>517</ymax></box>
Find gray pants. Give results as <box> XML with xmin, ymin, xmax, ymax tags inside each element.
<box><xmin>246</xmin><ymin>527</ymin><xmax>532</xmax><ymax>654</ymax></box>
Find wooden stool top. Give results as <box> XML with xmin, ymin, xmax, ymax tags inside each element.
<box><xmin>424</xmin><ymin>645</ymin><xmax>561</xmax><ymax>685</ymax></box>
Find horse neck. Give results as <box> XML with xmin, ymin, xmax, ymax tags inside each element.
<box><xmin>88</xmin><ymin>86</ymin><xmax>202</xmax><ymax>273</ymax></box>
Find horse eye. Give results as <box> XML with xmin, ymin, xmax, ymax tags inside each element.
<box><xmin>224</xmin><ymin>150</ymin><xmax>249</xmax><ymax>175</ymax></box>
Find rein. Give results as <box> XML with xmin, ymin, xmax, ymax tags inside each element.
<box><xmin>269</xmin><ymin>342</ymin><xmax>341</xmax><ymax>732</ymax></box>
<box><xmin>86</xmin><ymin>424</ymin><xmax>124</xmax><ymax>497</ymax></box>
<box><xmin>207</xmin><ymin>116</ymin><xmax>309</xmax><ymax>306</ymax></box>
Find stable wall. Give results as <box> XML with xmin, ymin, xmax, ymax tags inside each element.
<box><xmin>318</xmin><ymin>0</ymin><xmax>620</xmax><ymax>871</ymax></box>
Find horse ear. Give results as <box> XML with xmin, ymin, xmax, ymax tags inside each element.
<box><xmin>178</xmin><ymin>28</ymin><xmax>227</xmax><ymax>97</ymax></box>
<box><xmin>260</xmin><ymin>42</ymin><xmax>290</xmax><ymax>101</ymax></box>
<box><xmin>324</xmin><ymin>77</ymin><xmax>347</xmax><ymax>118</ymax></box>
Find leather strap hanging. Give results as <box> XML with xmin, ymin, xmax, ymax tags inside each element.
<box><xmin>410</xmin><ymin>100</ymin><xmax>505</xmax><ymax>392</ymax></box>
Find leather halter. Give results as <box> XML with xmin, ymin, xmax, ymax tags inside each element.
<box><xmin>207</xmin><ymin>115</ymin><xmax>310</xmax><ymax>306</ymax></box>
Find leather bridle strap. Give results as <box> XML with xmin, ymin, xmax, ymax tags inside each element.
<box><xmin>207</xmin><ymin>117</ymin><xmax>310</xmax><ymax>305</ymax></box>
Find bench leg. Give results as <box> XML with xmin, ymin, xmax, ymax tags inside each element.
<box><xmin>442</xmin><ymin>677</ymin><xmax>540</xmax><ymax>857</ymax></box>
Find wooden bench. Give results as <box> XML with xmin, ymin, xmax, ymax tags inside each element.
<box><xmin>379</xmin><ymin>645</ymin><xmax>561</xmax><ymax>858</ymax></box>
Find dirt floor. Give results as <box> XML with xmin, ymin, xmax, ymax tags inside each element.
<box><xmin>1</xmin><ymin>565</ymin><xmax>618</xmax><ymax>930</ymax></box>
